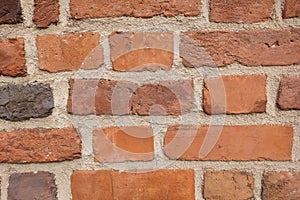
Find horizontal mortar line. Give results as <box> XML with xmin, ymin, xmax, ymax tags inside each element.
<box><xmin>0</xmin><ymin>112</ymin><xmax>299</xmax><ymax>130</ymax></box>
<box><xmin>0</xmin><ymin>160</ymin><xmax>300</xmax><ymax>173</ymax></box>
<box><xmin>0</xmin><ymin>20</ymin><xmax>300</xmax><ymax>38</ymax></box>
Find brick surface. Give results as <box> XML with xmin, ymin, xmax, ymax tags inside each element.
<box><xmin>0</xmin><ymin>127</ymin><xmax>81</xmax><ymax>163</ymax></box>
<box><xmin>70</xmin><ymin>0</ymin><xmax>201</xmax><ymax>19</ymax></box>
<box><xmin>8</xmin><ymin>172</ymin><xmax>57</xmax><ymax>200</ymax></box>
<box><xmin>93</xmin><ymin>126</ymin><xmax>154</xmax><ymax>162</ymax></box>
<box><xmin>181</xmin><ymin>29</ymin><xmax>300</xmax><ymax>67</ymax></box>
<box><xmin>0</xmin><ymin>0</ymin><xmax>22</xmax><ymax>24</ymax></box>
<box><xmin>263</xmin><ymin>172</ymin><xmax>300</xmax><ymax>200</ymax></box>
<box><xmin>33</xmin><ymin>0</ymin><xmax>59</xmax><ymax>28</ymax></box>
<box><xmin>0</xmin><ymin>83</ymin><xmax>54</xmax><ymax>121</ymax></box>
<box><xmin>210</xmin><ymin>0</ymin><xmax>274</xmax><ymax>23</ymax></box>
<box><xmin>277</xmin><ymin>76</ymin><xmax>300</xmax><ymax>110</ymax></box>
<box><xmin>71</xmin><ymin>170</ymin><xmax>195</xmax><ymax>200</ymax></box>
<box><xmin>36</xmin><ymin>32</ymin><xmax>103</xmax><ymax>72</ymax></box>
<box><xmin>0</xmin><ymin>38</ymin><xmax>26</xmax><ymax>77</ymax></box>
<box><xmin>283</xmin><ymin>0</ymin><xmax>300</xmax><ymax>18</ymax></box>
<box><xmin>68</xmin><ymin>79</ymin><xmax>194</xmax><ymax>116</ymax></box>
<box><xmin>203</xmin><ymin>75</ymin><xmax>267</xmax><ymax>114</ymax></box>
<box><xmin>204</xmin><ymin>171</ymin><xmax>254</xmax><ymax>200</ymax></box>
<box><xmin>109</xmin><ymin>32</ymin><xmax>173</xmax><ymax>71</ymax></box>
<box><xmin>164</xmin><ymin>125</ymin><xmax>293</xmax><ymax>161</ymax></box>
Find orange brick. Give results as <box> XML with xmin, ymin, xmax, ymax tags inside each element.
<box><xmin>203</xmin><ymin>75</ymin><xmax>267</xmax><ymax>114</ymax></box>
<box><xmin>204</xmin><ymin>171</ymin><xmax>254</xmax><ymax>200</ymax></box>
<box><xmin>164</xmin><ymin>125</ymin><xmax>293</xmax><ymax>161</ymax></box>
<box><xmin>109</xmin><ymin>32</ymin><xmax>173</xmax><ymax>71</ymax></box>
<box><xmin>93</xmin><ymin>126</ymin><xmax>154</xmax><ymax>162</ymax></box>
<box><xmin>71</xmin><ymin>170</ymin><xmax>195</xmax><ymax>200</ymax></box>
<box><xmin>36</xmin><ymin>32</ymin><xmax>103</xmax><ymax>72</ymax></box>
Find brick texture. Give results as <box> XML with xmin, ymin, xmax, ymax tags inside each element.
<box><xmin>36</xmin><ymin>32</ymin><xmax>103</xmax><ymax>72</ymax></box>
<box><xmin>164</xmin><ymin>125</ymin><xmax>293</xmax><ymax>161</ymax></box>
<box><xmin>0</xmin><ymin>127</ymin><xmax>81</xmax><ymax>163</ymax></box>
<box><xmin>109</xmin><ymin>32</ymin><xmax>173</xmax><ymax>71</ymax></box>
<box><xmin>204</xmin><ymin>171</ymin><xmax>254</xmax><ymax>200</ymax></box>
<box><xmin>203</xmin><ymin>75</ymin><xmax>267</xmax><ymax>114</ymax></box>
<box><xmin>33</xmin><ymin>0</ymin><xmax>59</xmax><ymax>28</ymax></box>
<box><xmin>68</xmin><ymin>79</ymin><xmax>194</xmax><ymax>116</ymax></box>
<box><xmin>70</xmin><ymin>0</ymin><xmax>201</xmax><ymax>19</ymax></box>
<box><xmin>8</xmin><ymin>172</ymin><xmax>57</xmax><ymax>200</ymax></box>
<box><xmin>71</xmin><ymin>170</ymin><xmax>195</xmax><ymax>200</ymax></box>
<box><xmin>283</xmin><ymin>0</ymin><xmax>300</xmax><ymax>18</ymax></box>
<box><xmin>263</xmin><ymin>172</ymin><xmax>300</xmax><ymax>200</ymax></box>
<box><xmin>0</xmin><ymin>0</ymin><xmax>22</xmax><ymax>24</ymax></box>
<box><xmin>210</xmin><ymin>0</ymin><xmax>274</xmax><ymax>23</ymax></box>
<box><xmin>0</xmin><ymin>38</ymin><xmax>26</xmax><ymax>77</ymax></box>
<box><xmin>278</xmin><ymin>76</ymin><xmax>300</xmax><ymax>110</ymax></box>
<box><xmin>181</xmin><ymin>29</ymin><xmax>300</xmax><ymax>67</ymax></box>
<box><xmin>0</xmin><ymin>83</ymin><xmax>54</xmax><ymax>121</ymax></box>
<box><xmin>93</xmin><ymin>126</ymin><xmax>154</xmax><ymax>162</ymax></box>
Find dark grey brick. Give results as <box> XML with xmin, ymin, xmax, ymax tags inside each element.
<box><xmin>0</xmin><ymin>83</ymin><xmax>54</xmax><ymax>121</ymax></box>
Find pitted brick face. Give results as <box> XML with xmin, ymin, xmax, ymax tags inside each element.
<box><xmin>70</xmin><ymin>0</ymin><xmax>201</xmax><ymax>19</ymax></box>
<box><xmin>0</xmin><ymin>0</ymin><xmax>22</xmax><ymax>24</ymax></box>
<box><xmin>33</xmin><ymin>0</ymin><xmax>59</xmax><ymax>28</ymax></box>
<box><xmin>0</xmin><ymin>83</ymin><xmax>54</xmax><ymax>121</ymax></box>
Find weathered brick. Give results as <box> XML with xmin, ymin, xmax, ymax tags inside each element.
<box><xmin>33</xmin><ymin>0</ymin><xmax>59</xmax><ymax>28</ymax></box>
<box><xmin>71</xmin><ymin>170</ymin><xmax>195</xmax><ymax>200</ymax></box>
<box><xmin>0</xmin><ymin>0</ymin><xmax>22</xmax><ymax>24</ymax></box>
<box><xmin>283</xmin><ymin>0</ymin><xmax>300</xmax><ymax>18</ymax></box>
<box><xmin>0</xmin><ymin>83</ymin><xmax>54</xmax><ymax>121</ymax></box>
<box><xmin>210</xmin><ymin>0</ymin><xmax>274</xmax><ymax>23</ymax></box>
<box><xmin>278</xmin><ymin>76</ymin><xmax>300</xmax><ymax>110</ymax></box>
<box><xmin>203</xmin><ymin>75</ymin><xmax>267</xmax><ymax>114</ymax></box>
<box><xmin>0</xmin><ymin>38</ymin><xmax>26</xmax><ymax>77</ymax></box>
<box><xmin>130</xmin><ymin>80</ymin><xmax>194</xmax><ymax>115</ymax></box>
<box><xmin>36</xmin><ymin>32</ymin><xmax>103</xmax><ymax>72</ymax></box>
<box><xmin>109</xmin><ymin>32</ymin><xmax>173</xmax><ymax>71</ymax></box>
<box><xmin>70</xmin><ymin>0</ymin><xmax>201</xmax><ymax>19</ymax></box>
<box><xmin>68</xmin><ymin>79</ymin><xmax>194</xmax><ymax>116</ymax></box>
<box><xmin>8</xmin><ymin>172</ymin><xmax>57</xmax><ymax>200</ymax></box>
<box><xmin>204</xmin><ymin>171</ymin><xmax>254</xmax><ymax>200</ymax></box>
<box><xmin>164</xmin><ymin>125</ymin><xmax>293</xmax><ymax>161</ymax></box>
<box><xmin>263</xmin><ymin>172</ymin><xmax>300</xmax><ymax>200</ymax></box>
<box><xmin>93</xmin><ymin>126</ymin><xmax>154</xmax><ymax>162</ymax></box>
<box><xmin>0</xmin><ymin>127</ymin><xmax>81</xmax><ymax>163</ymax></box>
<box><xmin>181</xmin><ymin>29</ymin><xmax>300</xmax><ymax>67</ymax></box>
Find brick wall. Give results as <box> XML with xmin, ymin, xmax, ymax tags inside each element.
<box><xmin>0</xmin><ymin>0</ymin><xmax>299</xmax><ymax>199</ymax></box>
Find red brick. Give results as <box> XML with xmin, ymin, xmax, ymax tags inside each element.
<box><xmin>204</xmin><ymin>171</ymin><xmax>254</xmax><ymax>200</ymax></box>
<box><xmin>70</xmin><ymin>0</ymin><xmax>201</xmax><ymax>19</ymax></box>
<box><xmin>0</xmin><ymin>38</ymin><xmax>26</xmax><ymax>77</ymax></box>
<box><xmin>263</xmin><ymin>172</ymin><xmax>300</xmax><ymax>200</ymax></box>
<box><xmin>33</xmin><ymin>0</ymin><xmax>59</xmax><ymax>28</ymax></box>
<box><xmin>130</xmin><ymin>80</ymin><xmax>194</xmax><ymax>115</ymax></box>
<box><xmin>210</xmin><ymin>0</ymin><xmax>274</xmax><ymax>23</ymax></box>
<box><xmin>278</xmin><ymin>76</ymin><xmax>300</xmax><ymax>110</ymax></box>
<box><xmin>181</xmin><ymin>29</ymin><xmax>300</xmax><ymax>67</ymax></box>
<box><xmin>0</xmin><ymin>127</ymin><xmax>81</xmax><ymax>163</ymax></box>
<box><xmin>164</xmin><ymin>125</ymin><xmax>293</xmax><ymax>161</ymax></box>
<box><xmin>0</xmin><ymin>0</ymin><xmax>22</xmax><ymax>24</ymax></box>
<box><xmin>36</xmin><ymin>32</ymin><xmax>103</xmax><ymax>72</ymax></box>
<box><xmin>93</xmin><ymin>126</ymin><xmax>154</xmax><ymax>162</ymax></box>
<box><xmin>203</xmin><ymin>75</ymin><xmax>267</xmax><ymax>114</ymax></box>
<box><xmin>8</xmin><ymin>172</ymin><xmax>57</xmax><ymax>200</ymax></box>
<box><xmin>68</xmin><ymin>79</ymin><xmax>194</xmax><ymax>116</ymax></box>
<box><xmin>283</xmin><ymin>0</ymin><xmax>300</xmax><ymax>18</ymax></box>
<box><xmin>109</xmin><ymin>32</ymin><xmax>173</xmax><ymax>71</ymax></box>
<box><xmin>71</xmin><ymin>170</ymin><xmax>195</xmax><ymax>200</ymax></box>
